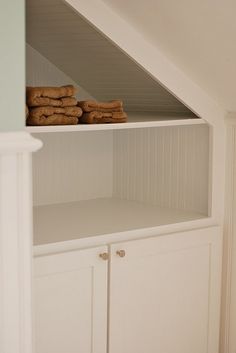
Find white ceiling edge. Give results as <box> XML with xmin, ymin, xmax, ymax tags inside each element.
<box><xmin>65</xmin><ymin>0</ymin><xmax>226</xmax><ymax>126</ymax></box>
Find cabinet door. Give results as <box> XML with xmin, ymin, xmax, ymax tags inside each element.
<box><xmin>34</xmin><ymin>246</ymin><xmax>108</xmax><ymax>353</ymax></box>
<box><xmin>109</xmin><ymin>227</ymin><xmax>222</xmax><ymax>353</ymax></box>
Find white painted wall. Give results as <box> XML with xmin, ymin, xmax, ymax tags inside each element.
<box><xmin>26</xmin><ymin>44</ymin><xmax>93</xmax><ymax>100</ymax></box>
<box><xmin>101</xmin><ymin>0</ymin><xmax>236</xmax><ymax>113</ymax></box>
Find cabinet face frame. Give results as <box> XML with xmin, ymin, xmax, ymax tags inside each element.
<box><xmin>34</xmin><ymin>245</ymin><xmax>108</xmax><ymax>353</ymax></box>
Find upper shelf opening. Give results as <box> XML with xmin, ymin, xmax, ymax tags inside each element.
<box><xmin>26</xmin><ymin>0</ymin><xmax>198</xmax><ymax>119</ymax></box>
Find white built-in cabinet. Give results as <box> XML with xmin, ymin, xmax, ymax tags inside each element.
<box><xmin>26</xmin><ymin>2</ymin><xmax>222</xmax><ymax>351</ymax></box>
<box><xmin>34</xmin><ymin>226</ymin><xmax>221</xmax><ymax>353</ymax></box>
<box><xmin>30</xmin><ymin>120</ymin><xmax>222</xmax><ymax>353</ymax></box>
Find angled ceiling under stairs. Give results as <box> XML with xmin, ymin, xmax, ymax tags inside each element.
<box><xmin>26</xmin><ymin>0</ymin><xmax>194</xmax><ymax>115</ymax></box>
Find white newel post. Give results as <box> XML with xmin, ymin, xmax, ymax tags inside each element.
<box><xmin>0</xmin><ymin>132</ymin><xmax>42</xmax><ymax>353</ymax></box>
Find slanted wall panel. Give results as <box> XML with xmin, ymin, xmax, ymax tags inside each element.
<box><xmin>26</xmin><ymin>0</ymin><xmax>192</xmax><ymax>116</ymax></box>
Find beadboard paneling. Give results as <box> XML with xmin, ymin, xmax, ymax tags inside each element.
<box><xmin>26</xmin><ymin>0</ymin><xmax>194</xmax><ymax>115</ymax></box>
<box><xmin>113</xmin><ymin>125</ymin><xmax>209</xmax><ymax>214</ymax></box>
<box><xmin>33</xmin><ymin>126</ymin><xmax>209</xmax><ymax>214</ymax></box>
<box><xmin>32</xmin><ymin>131</ymin><xmax>113</xmax><ymax>206</ymax></box>
<box><xmin>26</xmin><ymin>44</ymin><xmax>93</xmax><ymax>100</ymax></box>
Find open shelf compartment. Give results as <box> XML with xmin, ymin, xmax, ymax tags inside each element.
<box><xmin>26</xmin><ymin>0</ymin><xmax>200</xmax><ymax>132</ymax></box>
<box><xmin>32</xmin><ymin>124</ymin><xmax>210</xmax><ymax>246</ymax></box>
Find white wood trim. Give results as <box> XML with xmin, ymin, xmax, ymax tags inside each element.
<box><xmin>0</xmin><ymin>132</ymin><xmax>42</xmax><ymax>153</ymax></box>
<box><xmin>26</xmin><ymin>117</ymin><xmax>205</xmax><ymax>133</ymax></box>
<box><xmin>0</xmin><ymin>132</ymin><xmax>41</xmax><ymax>353</ymax></box>
<box><xmin>220</xmin><ymin>120</ymin><xmax>236</xmax><ymax>353</ymax></box>
<box><xmin>210</xmin><ymin>124</ymin><xmax>226</xmax><ymax>222</ymax></box>
<box><xmin>33</xmin><ymin>220</ymin><xmax>218</xmax><ymax>257</ymax></box>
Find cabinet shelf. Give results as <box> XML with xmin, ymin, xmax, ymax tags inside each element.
<box><xmin>27</xmin><ymin>115</ymin><xmax>205</xmax><ymax>133</ymax></box>
<box><xmin>33</xmin><ymin>198</ymin><xmax>206</xmax><ymax>246</ymax></box>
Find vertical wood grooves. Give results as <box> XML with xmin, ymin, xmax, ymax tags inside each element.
<box><xmin>113</xmin><ymin>125</ymin><xmax>209</xmax><ymax>214</ymax></box>
<box><xmin>33</xmin><ymin>126</ymin><xmax>209</xmax><ymax>216</ymax></box>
